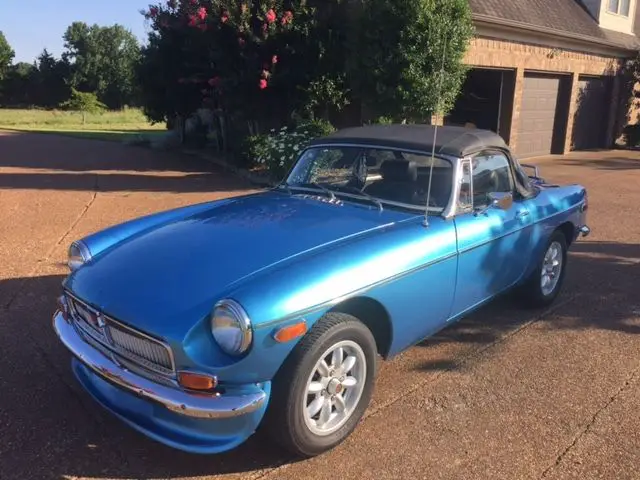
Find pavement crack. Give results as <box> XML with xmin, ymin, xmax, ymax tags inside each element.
<box><xmin>4</xmin><ymin>185</ymin><xmax>98</xmax><ymax>311</ymax></box>
<box><xmin>539</xmin><ymin>363</ymin><xmax>640</xmax><ymax>478</ymax></box>
<box><xmin>257</xmin><ymin>294</ymin><xmax>579</xmax><ymax>480</ymax></box>
<box><xmin>52</xmin><ymin>180</ymin><xmax>99</xmax><ymax>253</ymax></box>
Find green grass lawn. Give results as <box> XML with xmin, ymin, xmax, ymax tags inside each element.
<box><xmin>0</xmin><ymin>108</ymin><xmax>167</xmax><ymax>142</ymax></box>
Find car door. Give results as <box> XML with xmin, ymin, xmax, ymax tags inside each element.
<box><xmin>451</xmin><ymin>150</ymin><xmax>535</xmax><ymax>317</ymax></box>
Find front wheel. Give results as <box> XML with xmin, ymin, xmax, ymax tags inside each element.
<box><xmin>518</xmin><ymin>231</ymin><xmax>568</xmax><ymax>308</ymax></box>
<box><xmin>262</xmin><ymin>312</ymin><xmax>378</xmax><ymax>457</ymax></box>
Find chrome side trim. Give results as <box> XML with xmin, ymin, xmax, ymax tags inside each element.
<box><xmin>256</xmin><ymin>250</ymin><xmax>459</xmax><ymax>329</ymax></box>
<box><xmin>53</xmin><ymin>311</ymin><xmax>267</xmax><ymax>419</ymax></box>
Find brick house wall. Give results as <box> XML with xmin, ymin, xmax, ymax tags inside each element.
<box><xmin>463</xmin><ymin>36</ymin><xmax>627</xmax><ymax>153</ymax></box>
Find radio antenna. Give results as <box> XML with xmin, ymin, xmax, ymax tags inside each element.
<box><xmin>423</xmin><ymin>31</ymin><xmax>449</xmax><ymax>228</ymax></box>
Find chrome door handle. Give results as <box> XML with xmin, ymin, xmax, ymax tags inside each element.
<box><xmin>516</xmin><ymin>210</ymin><xmax>530</xmax><ymax>218</ymax></box>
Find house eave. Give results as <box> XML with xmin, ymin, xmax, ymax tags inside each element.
<box><xmin>473</xmin><ymin>13</ymin><xmax>639</xmax><ymax>56</ymax></box>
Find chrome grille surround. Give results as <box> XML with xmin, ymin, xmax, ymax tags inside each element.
<box><xmin>65</xmin><ymin>292</ymin><xmax>176</xmax><ymax>378</ymax></box>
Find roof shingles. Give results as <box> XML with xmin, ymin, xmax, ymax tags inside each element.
<box><xmin>469</xmin><ymin>0</ymin><xmax>640</xmax><ymax>50</ymax></box>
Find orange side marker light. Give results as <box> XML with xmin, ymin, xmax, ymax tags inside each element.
<box><xmin>274</xmin><ymin>321</ymin><xmax>308</xmax><ymax>343</ymax></box>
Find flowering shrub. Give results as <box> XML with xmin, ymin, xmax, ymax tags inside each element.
<box><xmin>138</xmin><ymin>0</ymin><xmax>473</xmax><ymax>154</ymax></box>
<box><xmin>139</xmin><ymin>0</ymin><xmax>352</xmax><ymax>139</ymax></box>
<box><xmin>245</xmin><ymin>119</ymin><xmax>336</xmax><ymax>179</ymax></box>
<box><xmin>141</xmin><ymin>1</ymin><xmax>308</xmax><ymax>111</ymax></box>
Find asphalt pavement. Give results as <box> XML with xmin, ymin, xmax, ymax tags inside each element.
<box><xmin>0</xmin><ymin>131</ymin><xmax>638</xmax><ymax>480</ymax></box>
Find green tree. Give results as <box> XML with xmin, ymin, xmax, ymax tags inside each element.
<box><xmin>60</xmin><ymin>88</ymin><xmax>107</xmax><ymax>124</ymax></box>
<box><xmin>349</xmin><ymin>0</ymin><xmax>474</xmax><ymax>123</ymax></box>
<box><xmin>138</xmin><ymin>0</ymin><xmax>351</xmax><ymax>140</ymax></box>
<box><xmin>32</xmin><ymin>49</ymin><xmax>72</xmax><ymax>107</ymax></box>
<box><xmin>63</xmin><ymin>22</ymin><xmax>141</xmax><ymax>109</ymax></box>
<box><xmin>0</xmin><ymin>30</ymin><xmax>15</xmax><ymax>81</ymax></box>
<box><xmin>1</xmin><ymin>62</ymin><xmax>36</xmax><ymax>106</ymax></box>
<box><xmin>136</xmin><ymin>27</ymin><xmax>205</xmax><ymax>140</ymax></box>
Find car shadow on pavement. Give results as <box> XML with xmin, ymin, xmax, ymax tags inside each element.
<box><xmin>1</xmin><ymin>273</ymin><xmax>302</xmax><ymax>480</ymax></box>
<box><xmin>556</xmin><ymin>154</ymin><xmax>640</xmax><ymax>171</ymax></box>
<box><xmin>0</xmin><ymin>131</ymin><xmax>257</xmax><ymax>194</ymax></box>
<box><xmin>1</xmin><ymin>241</ymin><xmax>638</xmax><ymax>479</ymax></box>
<box><xmin>415</xmin><ymin>241</ymin><xmax>640</xmax><ymax>371</ymax></box>
<box><xmin>0</xmin><ymin>171</ymin><xmax>255</xmax><ymax>194</ymax></box>
<box><xmin>0</xmin><ymin>130</ymin><xmax>221</xmax><ymax>173</ymax></box>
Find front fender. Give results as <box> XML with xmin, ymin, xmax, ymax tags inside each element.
<box><xmin>185</xmin><ymin>216</ymin><xmax>457</xmax><ymax>383</ymax></box>
<box><xmin>181</xmin><ymin>307</ymin><xmax>328</xmax><ymax>385</ymax></box>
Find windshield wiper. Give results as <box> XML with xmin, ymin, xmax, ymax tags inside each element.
<box><xmin>275</xmin><ymin>183</ymin><xmax>292</xmax><ymax>194</ymax></box>
<box><xmin>310</xmin><ymin>182</ymin><xmax>336</xmax><ymax>200</ymax></box>
<box><xmin>290</xmin><ymin>182</ymin><xmax>337</xmax><ymax>200</ymax></box>
<box><xmin>335</xmin><ymin>185</ymin><xmax>384</xmax><ymax>211</ymax></box>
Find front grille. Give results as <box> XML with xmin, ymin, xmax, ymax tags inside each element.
<box><xmin>107</xmin><ymin>323</ymin><xmax>174</xmax><ymax>373</ymax></box>
<box><xmin>66</xmin><ymin>293</ymin><xmax>175</xmax><ymax>377</ymax></box>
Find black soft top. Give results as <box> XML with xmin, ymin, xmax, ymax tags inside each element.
<box><xmin>309</xmin><ymin>124</ymin><xmax>510</xmax><ymax>158</ymax></box>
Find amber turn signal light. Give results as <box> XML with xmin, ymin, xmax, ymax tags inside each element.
<box><xmin>274</xmin><ymin>321</ymin><xmax>308</xmax><ymax>343</ymax></box>
<box><xmin>178</xmin><ymin>372</ymin><xmax>218</xmax><ymax>391</ymax></box>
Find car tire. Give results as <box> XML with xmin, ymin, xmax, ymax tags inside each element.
<box><xmin>518</xmin><ymin>230</ymin><xmax>568</xmax><ymax>308</ymax></box>
<box><xmin>262</xmin><ymin>312</ymin><xmax>379</xmax><ymax>458</ymax></box>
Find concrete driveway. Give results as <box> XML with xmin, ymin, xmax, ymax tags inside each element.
<box><xmin>1</xmin><ymin>131</ymin><xmax>639</xmax><ymax>480</ymax></box>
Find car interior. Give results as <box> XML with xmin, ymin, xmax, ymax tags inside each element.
<box><xmin>363</xmin><ymin>160</ymin><xmax>453</xmax><ymax>208</ymax></box>
<box><xmin>310</xmin><ymin>147</ymin><xmax>455</xmax><ymax>209</ymax></box>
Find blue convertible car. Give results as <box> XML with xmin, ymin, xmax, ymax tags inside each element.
<box><xmin>53</xmin><ymin>124</ymin><xmax>590</xmax><ymax>457</ymax></box>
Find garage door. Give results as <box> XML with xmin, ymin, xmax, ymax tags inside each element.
<box><xmin>516</xmin><ymin>73</ymin><xmax>562</xmax><ymax>158</ymax></box>
<box><xmin>571</xmin><ymin>76</ymin><xmax>609</xmax><ymax>150</ymax></box>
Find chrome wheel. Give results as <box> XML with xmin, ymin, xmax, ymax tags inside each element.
<box><xmin>541</xmin><ymin>241</ymin><xmax>563</xmax><ymax>296</ymax></box>
<box><xmin>303</xmin><ymin>340</ymin><xmax>367</xmax><ymax>436</ymax></box>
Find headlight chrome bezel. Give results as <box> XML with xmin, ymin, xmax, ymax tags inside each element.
<box><xmin>68</xmin><ymin>240</ymin><xmax>92</xmax><ymax>271</ymax></box>
<box><xmin>210</xmin><ymin>299</ymin><xmax>253</xmax><ymax>356</ymax></box>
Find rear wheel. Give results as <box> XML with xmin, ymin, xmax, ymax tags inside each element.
<box><xmin>263</xmin><ymin>312</ymin><xmax>378</xmax><ymax>457</ymax></box>
<box><xmin>518</xmin><ymin>231</ymin><xmax>568</xmax><ymax>308</ymax></box>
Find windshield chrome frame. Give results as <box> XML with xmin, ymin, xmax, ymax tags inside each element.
<box><xmin>282</xmin><ymin>143</ymin><xmax>463</xmax><ymax>218</ymax></box>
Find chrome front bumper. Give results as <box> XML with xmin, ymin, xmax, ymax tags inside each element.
<box><xmin>52</xmin><ymin>310</ymin><xmax>267</xmax><ymax>420</ymax></box>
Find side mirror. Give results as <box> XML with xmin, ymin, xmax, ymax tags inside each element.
<box><xmin>488</xmin><ymin>192</ymin><xmax>514</xmax><ymax>210</ymax></box>
<box><xmin>475</xmin><ymin>192</ymin><xmax>513</xmax><ymax>216</ymax></box>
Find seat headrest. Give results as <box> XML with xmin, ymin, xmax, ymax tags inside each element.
<box><xmin>380</xmin><ymin>160</ymin><xmax>418</xmax><ymax>182</ymax></box>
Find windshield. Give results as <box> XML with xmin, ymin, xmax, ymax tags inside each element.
<box><xmin>284</xmin><ymin>146</ymin><xmax>454</xmax><ymax>213</ymax></box>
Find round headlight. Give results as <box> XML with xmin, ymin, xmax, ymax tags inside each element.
<box><xmin>68</xmin><ymin>241</ymin><xmax>91</xmax><ymax>271</ymax></box>
<box><xmin>211</xmin><ymin>300</ymin><xmax>252</xmax><ymax>356</ymax></box>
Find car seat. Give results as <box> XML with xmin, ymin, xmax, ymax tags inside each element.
<box><xmin>365</xmin><ymin>160</ymin><xmax>418</xmax><ymax>204</ymax></box>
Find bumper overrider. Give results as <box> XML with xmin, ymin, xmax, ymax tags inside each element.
<box><xmin>52</xmin><ymin>305</ymin><xmax>271</xmax><ymax>454</ymax></box>
<box><xmin>578</xmin><ymin>225</ymin><xmax>591</xmax><ymax>238</ymax></box>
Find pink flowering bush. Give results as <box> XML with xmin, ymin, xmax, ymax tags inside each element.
<box><xmin>137</xmin><ymin>0</ymin><xmax>473</xmax><ymax>164</ymax></box>
<box><xmin>138</xmin><ymin>0</ymin><xmax>352</xmax><ymax>137</ymax></box>
<box><xmin>141</xmin><ymin>1</ymin><xmax>304</xmax><ymax>115</ymax></box>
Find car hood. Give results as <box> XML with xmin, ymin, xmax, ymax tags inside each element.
<box><xmin>65</xmin><ymin>191</ymin><xmax>410</xmax><ymax>338</ymax></box>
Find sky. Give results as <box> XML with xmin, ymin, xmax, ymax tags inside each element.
<box><xmin>0</xmin><ymin>0</ymin><xmax>153</xmax><ymax>63</ymax></box>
